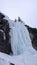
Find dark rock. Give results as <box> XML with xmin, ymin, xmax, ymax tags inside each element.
<box><xmin>10</xmin><ymin>63</ymin><xmax>15</xmax><ymax>65</ymax></box>
<box><xmin>0</xmin><ymin>13</ymin><xmax>12</xmax><ymax>54</ymax></box>
<box><xmin>25</xmin><ymin>25</ymin><xmax>37</xmax><ymax>50</ymax></box>
<box><xmin>0</xmin><ymin>12</ymin><xmax>5</xmax><ymax>19</ymax></box>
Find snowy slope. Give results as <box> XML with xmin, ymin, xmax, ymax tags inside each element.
<box><xmin>0</xmin><ymin>51</ymin><xmax>37</xmax><ymax>65</ymax></box>
<box><xmin>0</xmin><ymin>16</ymin><xmax>37</xmax><ymax>65</ymax></box>
<box><xmin>0</xmin><ymin>52</ymin><xmax>25</xmax><ymax>65</ymax></box>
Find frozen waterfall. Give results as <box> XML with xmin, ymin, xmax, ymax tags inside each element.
<box><xmin>10</xmin><ymin>21</ymin><xmax>37</xmax><ymax>56</ymax></box>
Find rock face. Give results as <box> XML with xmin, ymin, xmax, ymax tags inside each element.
<box><xmin>0</xmin><ymin>13</ymin><xmax>12</xmax><ymax>54</ymax></box>
<box><xmin>25</xmin><ymin>25</ymin><xmax>37</xmax><ymax>50</ymax></box>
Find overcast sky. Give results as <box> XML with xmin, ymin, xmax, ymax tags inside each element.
<box><xmin>0</xmin><ymin>0</ymin><xmax>37</xmax><ymax>28</ymax></box>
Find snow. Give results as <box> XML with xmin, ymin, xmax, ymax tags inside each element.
<box><xmin>0</xmin><ymin>16</ymin><xmax>37</xmax><ymax>65</ymax></box>
<box><xmin>0</xmin><ymin>51</ymin><xmax>37</xmax><ymax>65</ymax></box>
